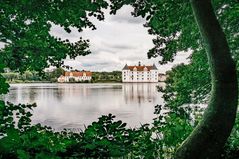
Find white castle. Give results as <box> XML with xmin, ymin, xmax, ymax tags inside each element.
<box><xmin>122</xmin><ymin>62</ymin><xmax>159</xmax><ymax>83</ymax></box>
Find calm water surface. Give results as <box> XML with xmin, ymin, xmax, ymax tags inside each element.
<box><xmin>4</xmin><ymin>83</ymin><xmax>164</xmax><ymax>130</ymax></box>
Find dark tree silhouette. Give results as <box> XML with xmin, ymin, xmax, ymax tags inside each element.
<box><xmin>175</xmin><ymin>0</ymin><xmax>238</xmax><ymax>158</ymax></box>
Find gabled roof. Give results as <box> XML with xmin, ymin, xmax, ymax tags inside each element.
<box><xmin>122</xmin><ymin>64</ymin><xmax>129</xmax><ymax>70</ymax></box>
<box><xmin>151</xmin><ymin>64</ymin><xmax>158</xmax><ymax>70</ymax></box>
<box><xmin>127</xmin><ymin>66</ymin><xmax>152</xmax><ymax>71</ymax></box>
<box><xmin>123</xmin><ymin>64</ymin><xmax>158</xmax><ymax>71</ymax></box>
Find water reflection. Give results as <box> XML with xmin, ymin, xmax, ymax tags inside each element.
<box><xmin>4</xmin><ymin>83</ymin><xmax>164</xmax><ymax>131</ymax></box>
<box><xmin>123</xmin><ymin>83</ymin><xmax>157</xmax><ymax>105</ymax></box>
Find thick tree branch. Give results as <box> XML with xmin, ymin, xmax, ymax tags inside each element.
<box><xmin>175</xmin><ymin>0</ymin><xmax>238</xmax><ymax>158</ymax></box>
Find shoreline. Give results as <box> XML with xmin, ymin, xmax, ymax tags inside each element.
<box><xmin>7</xmin><ymin>81</ymin><xmax>123</xmax><ymax>84</ymax></box>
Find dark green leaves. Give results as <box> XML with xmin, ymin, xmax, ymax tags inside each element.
<box><xmin>0</xmin><ymin>0</ymin><xmax>108</xmax><ymax>73</ymax></box>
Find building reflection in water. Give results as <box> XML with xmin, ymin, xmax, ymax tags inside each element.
<box><xmin>123</xmin><ymin>83</ymin><xmax>157</xmax><ymax>105</ymax></box>
<box><xmin>3</xmin><ymin>83</ymin><xmax>164</xmax><ymax>131</ymax></box>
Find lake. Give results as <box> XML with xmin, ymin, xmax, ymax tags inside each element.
<box><xmin>3</xmin><ymin>83</ymin><xmax>164</xmax><ymax>131</ymax></box>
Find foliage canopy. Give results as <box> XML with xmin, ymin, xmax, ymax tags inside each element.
<box><xmin>0</xmin><ymin>0</ymin><xmax>239</xmax><ymax>158</ymax></box>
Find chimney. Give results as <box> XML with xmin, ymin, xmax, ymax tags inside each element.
<box><xmin>138</xmin><ymin>61</ymin><xmax>141</xmax><ymax>66</ymax></box>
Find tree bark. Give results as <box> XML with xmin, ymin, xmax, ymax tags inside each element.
<box><xmin>175</xmin><ymin>0</ymin><xmax>238</xmax><ymax>159</ymax></box>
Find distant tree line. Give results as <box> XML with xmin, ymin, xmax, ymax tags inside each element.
<box><xmin>1</xmin><ymin>69</ymin><xmax>122</xmax><ymax>83</ymax></box>
<box><xmin>2</xmin><ymin>68</ymin><xmax>64</xmax><ymax>83</ymax></box>
<box><xmin>92</xmin><ymin>71</ymin><xmax>121</xmax><ymax>83</ymax></box>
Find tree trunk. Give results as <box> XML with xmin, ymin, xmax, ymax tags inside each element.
<box><xmin>175</xmin><ymin>0</ymin><xmax>238</xmax><ymax>159</ymax></box>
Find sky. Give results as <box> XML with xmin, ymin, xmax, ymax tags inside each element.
<box><xmin>50</xmin><ymin>5</ymin><xmax>190</xmax><ymax>73</ymax></box>
<box><xmin>0</xmin><ymin>5</ymin><xmax>190</xmax><ymax>73</ymax></box>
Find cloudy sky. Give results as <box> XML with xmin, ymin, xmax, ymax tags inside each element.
<box><xmin>50</xmin><ymin>5</ymin><xmax>190</xmax><ymax>73</ymax></box>
<box><xmin>0</xmin><ymin>5</ymin><xmax>189</xmax><ymax>73</ymax></box>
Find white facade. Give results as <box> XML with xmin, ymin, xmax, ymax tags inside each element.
<box><xmin>122</xmin><ymin>63</ymin><xmax>159</xmax><ymax>83</ymax></box>
<box><xmin>58</xmin><ymin>71</ymin><xmax>92</xmax><ymax>83</ymax></box>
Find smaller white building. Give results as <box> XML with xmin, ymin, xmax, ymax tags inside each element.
<box><xmin>122</xmin><ymin>62</ymin><xmax>159</xmax><ymax>83</ymax></box>
<box><xmin>58</xmin><ymin>71</ymin><xmax>92</xmax><ymax>83</ymax></box>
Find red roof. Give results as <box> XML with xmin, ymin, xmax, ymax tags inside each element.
<box><xmin>123</xmin><ymin>63</ymin><xmax>158</xmax><ymax>71</ymax></box>
<box><xmin>128</xmin><ymin>66</ymin><xmax>153</xmax><ymax>71</ymax></box>
<box><xmin>64</xmin><ymin>71</ymin><xmax>92</xmax><ymax>77</ymax></box>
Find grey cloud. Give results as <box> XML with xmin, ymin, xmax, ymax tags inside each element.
<box><xmin>111</xmin><ymin>44</ymin><xmax>136</xmax><ymax>50</ymax></box>
<box><xmin>49</xmin><ymin>5</ymin><xmax>189</xmax><ymax>73</ymax></box>
<box><xmin>91</xmin><ymin>47</ymin><xmax>116</xmax><ymax>54</ymax></box>
<box><xmin>119</xmin><ymin>54</ymin><xmax>145</xmax><ymax>61</ymax></box>
<box><xmin>110</xmin><ymin>15</ymin><xmax>145</xmax><ymax>24</ymax></box>
<box><xmin>109</xmin><ymin>5</ymin><xmax>145</xmax><ymax>24</ymax></box>
<box><xmin>101</xmin><ymin>41</ymin><xmax>136</xmax><ymax>50</ymax></box>
<box><xmin>81</xmin><ymin>63</ymin><xmax>94</xmax><ymax>67</ymax></box>
<box><xmin>90</xmin><ymin>42</ymin><xmax>137</xmax><ymax>56</ymax></box>
<box><xmin>50</xmin><ymin>24</ymin><xmax>78</xmax><ymax>40</ymax></box>
<box><xmin>95</xmin><ymin>62</ymin><xmax>112</xmax><ymax>66</ymax></box>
